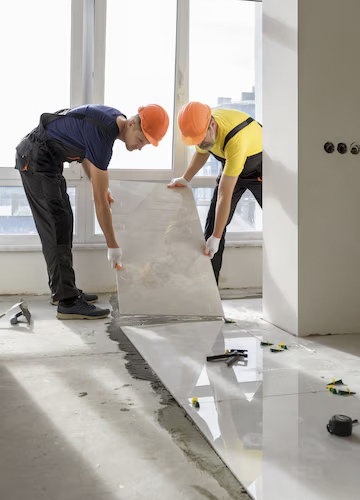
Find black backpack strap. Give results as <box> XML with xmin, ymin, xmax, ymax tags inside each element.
<box><xmin>41</xmin><ymin>109</ymin><xmax>116</xmax><ymax>137</ymax></box>
<box><xmin>66</xmin><ymin>111</ymin><xmax>115</xmax><ymax>136</ymax></box>
<box><xmin>222</xmin><ymin>117</ymin><xmax>254</xmax><ymax>152</ymax></box>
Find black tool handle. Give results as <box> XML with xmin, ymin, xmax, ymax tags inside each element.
<box><xmin>207</xmin><ymin>353</ymin><xmax>248</xmax><ymax>362</ymax></box>
<box><xmin>10</xmin><ymin>311</ymin><xmax>23</xmax><ymax>325</ymax></box>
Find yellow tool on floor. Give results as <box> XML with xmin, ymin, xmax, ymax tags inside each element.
<box><xmin>270</xmin><ymin>342</ymin><xmax>289</xmax><ymax>352</ymax></box>
<box><xmin>191</xmin><ymin>398</ymin><xmax>200</xmax><ymax>409</ymax></box>
<box><xmin>327</xmin><ymin>384</ymin><xmax>356</xmax><ymax>396</ymax></box>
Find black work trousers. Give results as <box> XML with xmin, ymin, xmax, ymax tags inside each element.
<box><xmin>19</xmin><ymin>164</ymin><xmax>78</xmax><ymax>302</ymax></box>
<box><xmin>204</xmin><ymin>153</ymin><xmax>262</xmax><ymax>284</ymax></box>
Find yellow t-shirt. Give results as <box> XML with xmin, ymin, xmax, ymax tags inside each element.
<box><xmin>195</xmin><ymin>108</ymin><xmax>262</xmax><ymax>177</ymax></box>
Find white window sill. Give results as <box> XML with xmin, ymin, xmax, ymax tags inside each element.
<box><xmin>226</xmin><ymin>240</ymin><xmax>262</xmax><ymax>247</ymax></box>
<box><xmin>0</xmin><ymin>240</ymin><xmax>263</xmax><ymax>252</ymax></box>
<box><xmin>0</xmin><ymin>243</ymin><xmax>108</xmax><ymax>252</ymax></box>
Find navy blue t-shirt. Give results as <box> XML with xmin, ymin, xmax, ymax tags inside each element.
<box><xmin>46</xmin><ymin>105</ymin><xmax>126</xmax><ymax>170</ymax></box>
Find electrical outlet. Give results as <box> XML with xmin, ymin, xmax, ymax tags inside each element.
<box><xmin>324</xmin><ymin>142</ymin><xmax>335</xmax><ymax>153</ymax></box>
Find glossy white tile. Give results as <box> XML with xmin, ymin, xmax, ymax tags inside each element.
<box><xmin>179</xmin><ymin>392</ymin><xmax>360</xmax><ymax>500</ymax></box>
<box><xmin>121</xmin><ymin>321</ymin><xmax>225</xmax><ymax>398</ymax></box>
<box><xmin>121</xmin><ymin>321</ymin><xmax>359</xmax><ymax>402</ymax></box>
<box><xmin>118</xmin><ymin>298</ymin><xmax>360</xmax><ymax>500</ymax></box>
<box><xmin>111</xmin><ymin>181</ymin><xmax>223</xmax><ymax>317</ymax></box>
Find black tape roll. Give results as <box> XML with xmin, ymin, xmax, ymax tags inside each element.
<box><xmin>327</xmin><ymin>415</ymin><xmax>353</xmax><ymax>437</ymax></box>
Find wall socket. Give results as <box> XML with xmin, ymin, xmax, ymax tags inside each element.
<box><xmin>337</xmin><ymin>143</ymin><xmax>347</xmax><ymax>154</ymax></box>
<box><xmin>324</xmin><ymin>142</ymin><xmax>360</xmax><ymax>154</ymax></box>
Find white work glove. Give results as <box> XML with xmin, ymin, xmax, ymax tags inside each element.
<box><xmin>106</xmin><ymin>190</ymin><xmax>114</xmax><ymax>208</ymax></box>
<box><xmin>167</xmin><ymin>176</ymin><xmax>190</xmax><ymax>188</ymax></box>
<box><xmin>108</xmin><ymin>247</ymin><xmax>123</xmax><ymax>270</ymax></box>
<box><xmin>204</xmin><ymin>235</ymin><xmax>221</xmax><ymax>259</ymax></box>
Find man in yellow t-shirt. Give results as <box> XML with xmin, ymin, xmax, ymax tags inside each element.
<box><xmin>168</xmin><ymin>101</ymin><xmax>262</xmax><ymax>284</ymax></box>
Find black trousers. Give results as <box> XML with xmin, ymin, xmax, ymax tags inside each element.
<box><xmin>204</xmin><ymin>153</ymin><xmax>262</xmax><ymax>284</ymax></box>
<box><xmin>19</xmin><ymin>162</ymin><xmax>78</xmax><ymax>302</ymax></box>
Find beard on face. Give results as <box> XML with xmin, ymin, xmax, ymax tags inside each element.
<box><xmin>198</xmin><ymin>141</ymin><xmax>214</xmax><ymax>151</ymax></box>
<box><xmin>198</xmin><ymin>129</ymin><xmax>215</xmax><ymax>151</ymax></box>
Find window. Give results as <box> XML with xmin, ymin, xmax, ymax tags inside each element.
<box><xmin>0</xmin><ymin>0</ymin><xmax>71</xmax><ymax>169</ymax></box>
<box><xmin>104</xmin><ymin>0</ymin><xmax>177</xmax><ymax>171</ymax></box>
<box><xmin>0</xmin><ymin>187</ymin><xmax>76</xmax><ymax>236</ymax></box>
<box><xmin>0</xmin><ymin>187</ymin><xmax>36</xmax><ymax>235</ymax></box>
<box><xmin>0</xmin><ymin>0</ymin><xmax>262</xmax><ymax>246</ymax></box>
<box><xmin>193</xmin><ymin>187</ymin><xmax>261</xmax><ymax>235</ymax></box>
<box><xmin>189</xmin><ymin>0</ymin><xmax>257</xmax><ymax>115</ymax></box>
<box><xmin>189</xmin><ymin>0</ymin><xmax>258</xmax><ymax>180</ymax></box>
<box><xmin>189</xmin><ymin>0</ymin><xmax>262</xmax><ymax>235</ymax></box>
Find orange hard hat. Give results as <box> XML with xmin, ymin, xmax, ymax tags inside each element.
<box><xmin>138</xmin><ymin>104</ymin><xmax>169</xmax><ymax>147</ymax></box>
<box><xmin>177</xmin><ymin>101</ymin><xmax>212</xmax><ymax>146</ymax></box>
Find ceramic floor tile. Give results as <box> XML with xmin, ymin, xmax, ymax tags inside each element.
<box><xmin>111</xmin><ymin>181</ymin><xmax>223</xmax><ymax>317</ymax></box>
<box><xmin>242</xmin><ymin>329</ymin><xmax>360</xmax><ymax>395</ymax></box>
<box><xmin>120</xmin><ymin>322</ymin><xmax>332</xmax><ymax>402</ymax></box>
<box><xmin>117</xmin><ymin>296</ymin><xmax>360</xmax><ymax>500</ymax></box>
<box><xmin>232</xmin><ymin>334</ymin><xmax>360</xmax><ymax>397</ymax></box>
<box><xmin>311</xmin><ymin>332</ymin><xmax>360</xmax><ymax>355</ymax></box>
<box><xmin>120</xmin><ymin>321</ymin><xmax>226</xmax><ymax>399</ymax></box>
<box><xmin>178</xmin><ymin>392</ymin><xmax>360</xmax><ymax>500</ymax></box>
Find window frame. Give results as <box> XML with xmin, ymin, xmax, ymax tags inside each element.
<box><xmin>0</xmin><ymin>0</ymin><xmax>263</xmax><ymax>250</ymax></box>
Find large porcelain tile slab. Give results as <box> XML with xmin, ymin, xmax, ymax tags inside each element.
<box><xmin>311</xmin><ymin>331</ymin><xmax>360</xmax><ymax>356</ymax></box>
<box><xmin>202</xmin><ymin>325</ymin><xmax>340</xmax><ymax>398</ymax></box>
<box><xmin>222</xmin><ymin>299</ymin><xmax>267</xmax><ymax>329</ymax></box>
<box><xmin>221</xmin><ymin>306</ymin><xmax>360</xmax><ymax>381</ymax></box>
<box><xmin>241</xmin><ymin>328</ymin><xmax>360</xmax><ymax>394</ymax></box>
<box><xmin>178</xmin><ymin>392</ymin><xmax>360</xmax><ymax>500</ymax></box>
<box><xmin>120</xmin><ymin>320</ymin><xmax>227</xmax><ymax>399</ymax></box>
<box><xmin>116</xmin><ymin>298</ymin><xmax>360</xmax><ymax>500</ymax></box>
<box><xmin>111</xmin><ymin>181</ymin><xmax>223</xmax><ymax>317</ymax></box>
<box><xmin>119</xmin><ymin>322</ymin><xmax>334</xmax><ymax>402</ymax></box>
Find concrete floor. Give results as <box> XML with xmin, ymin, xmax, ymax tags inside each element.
<box><xmin>3</xmin><ymin>293</ymin><xmax>359</xmax><ymax>500</ymax></box>
<box><xmin>0</xmin><ymin>294</ymin><xmax>249</xmax><ymax>500</ymax></box>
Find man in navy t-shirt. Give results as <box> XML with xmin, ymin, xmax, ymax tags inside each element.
<box><xmin>15</xmin><ymin>104</ymin><xmax>169</xmax><ymax>320</ymax></box>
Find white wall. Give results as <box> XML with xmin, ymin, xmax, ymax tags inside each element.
<box><xmin>220</xmin><ymin>245</ymin><xmax>262</xmax><ymax>290</ymax></box>
<box><xmin>298</xmin><ymin>0</ymin><xmax>360</xmax><ymax>334</ymax></box>
<box><xmin>262</xmin><ymin>0</ymin><xmax>299</xmax><ymax>335</ymax></box>
<box><xmin>263</xmin><ymin>0</ymin><xmax>360</xmax><ymax>336</ymax></box>
<box><xmin>0</xmin><ymin>249</ymin><xmax>117</xmax><ymax>297</ymax></box>
<box><xmin>0</xmin><ymin>245</ymin><xmax>262</xmax><ymax>297</ymax></box>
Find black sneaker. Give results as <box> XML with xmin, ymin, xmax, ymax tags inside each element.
<box><xmin>56</xmin><ymin>297</ymin><xmax>110</xmax><ymax>320</ymax></box>
<box><xmin>51</xmin><ymin>289</ymin><xmax>98</xmax><ymax>306</ymax></box>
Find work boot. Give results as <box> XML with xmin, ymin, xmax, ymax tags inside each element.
<box><xmin>51</xmin><ymin>289</ymin><xmax>98</xmax><ymax>306</ymax></box>
<box><xmin>56</xmin><ymin>296</ymin><xmax>110</xmax><ymax>320</ymax></box>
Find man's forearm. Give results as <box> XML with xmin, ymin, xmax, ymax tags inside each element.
<box><xmin>94</xmin><ymin>200</ymin><xmax>118</xmax><ymax>248</ymax></box>
<box><xmin>213</xmin><ymin>194</ymin><xmax>231</xmax><ymax>238</ymax></box>
<box><xmin>183</xmin><ymin>152</ymin><xmax>210</xmax><ymax>182</ymax></box>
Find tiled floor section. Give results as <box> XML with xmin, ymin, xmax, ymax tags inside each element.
<box><xmin>117</xmin><ymin>298</ymin><xmax>360</xmax><ymax>500</ymax></box>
